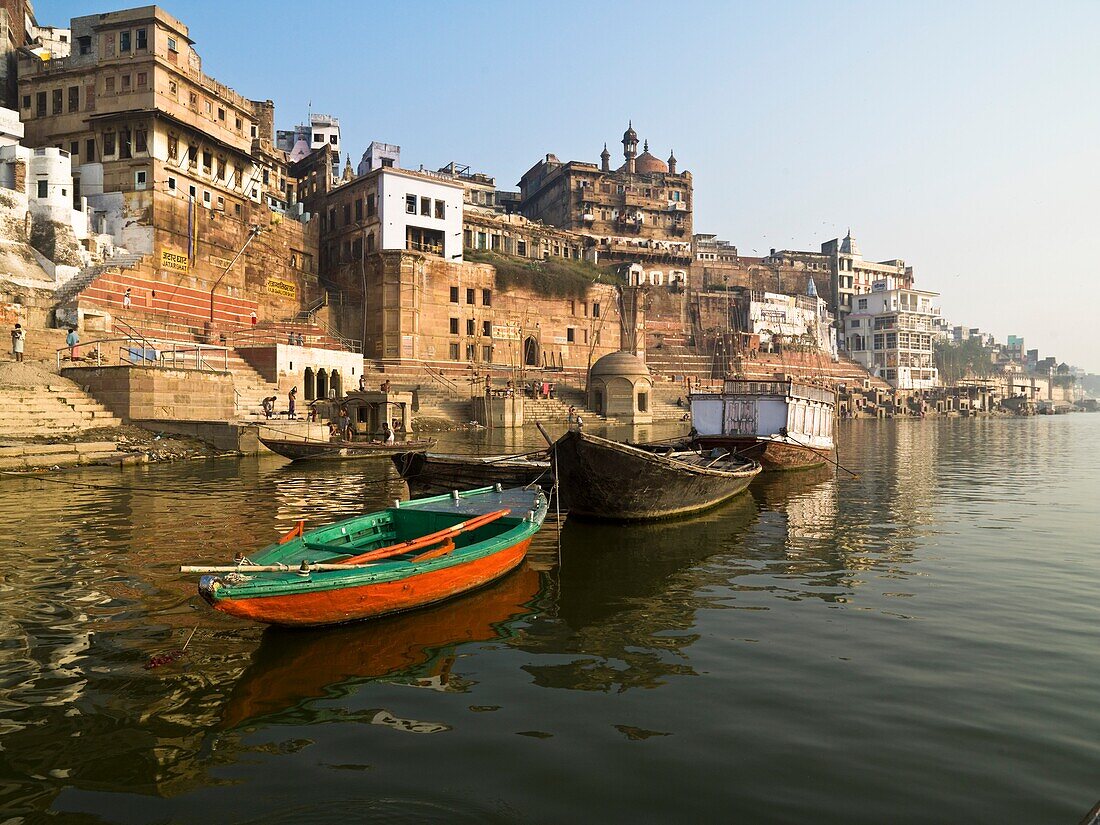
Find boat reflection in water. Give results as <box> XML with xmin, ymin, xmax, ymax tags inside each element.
<box><xmin>219</xmin><ymin>564</ymin><xmax>542</xmax><ymax>729</ymax></box>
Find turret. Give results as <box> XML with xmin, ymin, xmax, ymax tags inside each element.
<box><xmin>600</xmin><ymin>142</ymin><xmax>611</xmax><ymax>173</ymax></box>
<box><xmin>622</xmin><ymin>121</ymin><xmax>638</xmax><ymax>174</ymax></box>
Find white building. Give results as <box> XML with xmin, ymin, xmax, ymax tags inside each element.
<box><xmin>358</xmin><ymin>142</ymin><xmax>400</xmax><ymax>175</ymax></box>
<box><xmin>747</xmin><ymin>286</ymin><xmax>837</xmax><ymax>359</ymax></box>
<box><xmin>277</xmin><ymin>113</ymin><xmax>341</xmax><ymax>165</ymax></box>
<box><xmin>844</xmin><ymin>282</ymin><xmax>940</xmax><ymax>389</ymax></box>
<box><xmin>374</xmin><ymin>167</ymin><xmax>464</xmax><ymax>261</ymax></box>
<box><xmin>821</xmin><ymin>229</ymin><xmax>914</xmax><ymax>321</ymax></box>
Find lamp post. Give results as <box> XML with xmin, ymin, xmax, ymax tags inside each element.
<box><xmin>209</xmin><ymin>224</ymin><xmax>262</xmax><ymax>325</ymax></box>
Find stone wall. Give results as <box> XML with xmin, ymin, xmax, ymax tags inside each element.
<box><xmin>62</xmin><ymin>365</ymin><xmax>235</xmax><ymax>422</ymax></box>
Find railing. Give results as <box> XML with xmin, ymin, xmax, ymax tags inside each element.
<box><xmin>58</xmin><ymin>337</ymin><xmax>229</xmax><ymax>372</ymax></box>
<box><xmin>226</xmin><ymin>327</ymin><xmax>363</xmax><ymax>353</ymax></box>
<box><xmin>279</xmin><ymin>311</ymin><xmax>361</xmax><ymax>353</ymax></box>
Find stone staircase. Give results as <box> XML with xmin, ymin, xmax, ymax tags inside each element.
<box><xmin>224</xmin><ymin>352</ymin><xmax>283</xmax><ymax>422</ymax></box>
<box><xmin>53</xmin><ymin>253</ymin><xmax>146</xmax><ymax>307</ymax></box>
<box><xmin>0</xmin><ymin>381</ymin><xmax>124</xmax><ymax>439</ymax></box>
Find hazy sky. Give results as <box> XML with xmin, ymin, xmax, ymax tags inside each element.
<box><xmin>46</xmin><ymin>0</ymin><xmax>1100</xmax><ymax>370</ymax></box>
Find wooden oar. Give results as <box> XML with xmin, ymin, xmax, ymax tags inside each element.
<box><xmin>336</xmin><ymin>508</ymin><xmax>509</xmax><ymax>565</ymax></box>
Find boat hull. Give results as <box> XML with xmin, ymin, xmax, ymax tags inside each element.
<box><xmin>694</xmin><ymin>435</ymin><xmax>833</xmax><ymax>471</ymax></box>
<box><xmin>203</xmin><ymin>537</ymin><xmax>530</xmax><ymax>627</ymax></box>
<box><xmin>260</xmin><ymin>436</ymin><xmax>435</xmax><ymax>462</ymax></box>
<box><xmin>553</xmin><ymin>431</ymin><xmax>759</xmax><ymax>522</ymax></box>
<box><xmin>393</xmin><ymin>451</ymin><xmax>551</xmax><ymax>493</ymax></box>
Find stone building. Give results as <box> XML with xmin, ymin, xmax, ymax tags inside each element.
<box><xmin>16</xmin><ymin>5</ymin><xmax>320</xmax><ymax>333</ymax></box>
<box><xmin>821</xmin><ymin>230</ymin><xmax>913</xmax><ymax>321</ymax></box>
<box><xmin>462</xmin><ymin>209</ymin><xmax>589</xmax><ymax>262</ymax></box>
<box><xmin>518</xmin><ymin>123</ymin><xmax>693</xmax><ymax>271</ymax></box>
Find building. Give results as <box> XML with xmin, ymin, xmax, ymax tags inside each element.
<box><xmin>1006</xmin><ymin>335</ymin><xmax>1025</xmax><ymax>362</ymax></box>
<box><xmin>276</xmin><ymin>112</ymin><xmax>340</xmax><ymax>164</ymax></box>
<box><xmin>518</xmin><ymin>123</ymin><xmax>693</xmax><ymax>271</ymax></box>
<box><xmin>737</xmin><ymin>286</ymin><xmax>836</xmax><ymax>359</ymax></box>
<box><xmin>16</xmin><ymin>5</ymin><xmax>320</xmax><ymax>332</ymax></box>
<box><xmin>821</xmin><ymin>230</ymin><xmax>913</xmax><ymax>321</ymax></box>
<box><xmin>843</xmin><ymin>282</ymin><xmax>940</xmax><ymax>389</ymax></box>
<box><xmin>463</xmin><ymin>209</ymin><xmax>590</xmax><ymax>262</ymax></box>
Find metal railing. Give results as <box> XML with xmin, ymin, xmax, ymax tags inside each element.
<box><xmin>58</xmin><ymin>337</ymin><xmax>229</xmax><ymax>372</ymax></box>
<box><xmin>227</xmin><ymin>326</ymin><xmax>362</xmax><ymax>353</ymax></box>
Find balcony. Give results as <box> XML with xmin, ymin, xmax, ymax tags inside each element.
<box><xmin>666</xmin><ymin>201</ymin><xmax>687</xmax><ymax>212</ymax></box>
<box><xmin>581</xmin><ymin>212</ymin><xmax>595</xmax><ymax>222</ymax></box>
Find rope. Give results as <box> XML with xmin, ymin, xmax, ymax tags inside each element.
<box><xmin>778</xmin><ymin>429</ymin><xmax>860</xmax><ymax>478</ymax></box>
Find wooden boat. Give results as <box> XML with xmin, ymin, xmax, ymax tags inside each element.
<box><xmin>690</xmin><ymin>378</ymin><xmax>836</xmax><ymax>471</ymax></box>
<box><xmin>259</xmin><ymin>434</ymin><xmax>436</xmax><ymax>462</ymax></box>
<box><xmin>392</xmin><ymin>450</ymin><xmax>551</xmax><ymax>493</ymax></box>
<box><xmin>182</xmin><ymin>485</ymin><xmax>548</xmax><ymax>627</ymax></box>
<box><xmin>552</xmin><ymin>430</ymin><xmax>760</xmax><ymax>522</ymax></box>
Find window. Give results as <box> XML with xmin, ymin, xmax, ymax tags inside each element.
<box><xmin>187</xmin><ymin>144</ymin><xmax>198</xmax><ymax>165</ymax></box>
<box><xmin>217</xmin><ymin>196</ymin><xmax>224</xmax><ymax>210</ymax></box>
<box><xmin>167</xmin><ymin>134</ymin><xmax>178</xmax><ymax>159</ymax></box>
<box><xmin>434</xmin><ymin>199</ymin><xmax>445</xmax><ymax>219</ymax></box>
<box><xmin>167</xmin><ymin>176</ymin><xmax>176</xmax><ymax>191</ymax></box>
<box><xmin>36</xmin><ymin>180</ymin><xmax>47</xmax><ymax>198</ymax></box>
<box><xmin>406</xmin><ymin>194</ymin><xmax>416</xmax><ymax>214</ymax></box>
<box><xmin>491</xmin><ymin>234</ymin><xmax>500</xmax><ymax>251</ymax></box>
<box><xmin>850</xmin><ymin>319</ymin><xmax>860</xmax><ymax>328</ymax></box>
<box><xmin>637</xmin><ymin>391</ymin><xmax>649</xmax><ymax>413</ymax></box>
<box><xmin>51</xmin><ymin>89</ymin><xmax>62</xmax><ymax>114</ymax></box>
<box><xmin>448</xmin><ymin>343</ymin><xmax>460</xmax><ymax>360</ymax></box>
<box><xmin>85</xmin><ymin>139</ymin><xmax>95</xmax><ymax>160</ymax></box>
<box><xmin>355</xmin><ymin>199</ymin><xmax>363</xmax><ymax>221</ymax></box>
<box><xmin>67</xmin><ymin>86</ymin><xmax>78</xmax><ymax>113</ymax></box>
<box><xmin>482</xmin><ymin>320</ymin><xmax>492</xmax><ymax>336</ymax></box>
<box><xmin>420</xmin><ymin>196</ymin><xmax>431</xmax><ymax>216</ymax></box>
<box><xmin>119</xmin><ymin>30</ymin><xmax>131</xmax><ymax>52</ymax></box>
<box><xmin>367</xmin><ymin>193</ymin><xmax>376</xmax><ymax>216</ymax></box>
<box><xmin>134</xmin><ymin>170</ymin><xmax>147</xmax><ymax>190</ymax></box>
<box><xmin>135</xmin><ymin>128</ymin><xmax>147</xmax><ymax>154</ymax></box>
<box><xmin>136</xmin><ymin>72</ymin><xmax>147</xmax><ymax>87</ymax></box>
<box><xmin>366</xmin><ymin>233</ymin><xmax>375</xmax><ymax>252</ymax></box>
<box><xmin>566</xmin><ymin>328</ymin><xmax>575</xmax><ymax>343</ymax></box>
<box><xmin>235</xmin><ymin>117</ymin><xmax>242</xmax><ymax>131</ymax></box>
<box><xmin>188</xmin><ymin>184</ymin><xmax>197</xmax><ymax>199</ymax></box>
<box><xmin>189</xmin><ymin>91</ymin><xmax>197</xmax><ymax>107</ymax></box>
<box><xmin>203</xmin><ymin>190</ymin><xmax>211</xmax><ymax>206</ymax></box>
<box><xmin>167</xmin><ymin>36</ymin><xmax>178</xmax><ymax>52</ymax></box>
<box><xmin>202</xmin><ymin>150</ymin><xmax>212</xmax><ymax>172</ymax></box>
<box><xmin>103</xmin><ymin>131</ymin><xmax>116</xmax><ymax>155</ymax></box>
<box><xmin>873</xmin><ymin>334</ymin><xmax>885</xmax><ymax>351</ymax></box>
<box><xmin>20</xmin><ymin>94</ymin><xmax>28</xmax><ymax>109</ymax></box>
<box><xmin>69</xmin><ymin>141</ymin><xmax>78</xmax><ymax>156</ymax></box>
<box><xmin>78</xmin><ymin>35</ymin><xmax>91</xmax><ymax>54</ymax></box>
<box><xmin>204</xmin><ymin>100</ymin><xmax>212</xmax><ymax>116</ymax></box>
<box><xmin>343</xmin><ymin>203</ymin><xmax>351</xmax><ymax>225</ymax></box>
<box><xmin>517</xmin><ymin>239</ymin><xmax>527</xmax><ymax>257</ymax></box>
<box><xmin>449</xmin><ymin>286</ymin><xmax>459</xmax><ymax>303</ymax></box>
<box><xmin>330</xmin><ymin>134</ymin><xmax>338</xmax><ymax>145</ymax></box>
<box><xmin>314</xmin><ymin>134</ymin><xmax>324</xmax><ymax>144</ymax></box>
<box><xmin>476</xmin><ymin>232</ymin><xmax>487</xmax><ymax>250</ymax></box>
<box><xmin>217</xmin><ymin>107</ymin><xmax>225</xmax><ymax>122</ymax></box>
<box><xmin>328</xmin><ymin>207</ymin><xmax>336</xmax><ymax>227</ymax></box>
<box><xmin>466</xmin><ymin>288</ymin><xmax>475</xmax><ymax>305</ymax></box>
<box><xmin>135</xmin><ymin>28</ymin><xmax>147</xmax><ymax>49</ymax></box>
<box><xmin>482</xmin><ymin>289</ymin><xmax>491</xmax><ymax>306</ymax></box>
<box><xmin>463</xmin><ymin>229</ymin><xmax>472</xmax><ymax>247</ymax></box>
<box><xmin>592</xmin><ymin>302</ymin><xmax>600</xmax><ymax>318</ymax></box>
<box><xmin>858</xmin><ymin>298</ymin><xmax>868</xmax><ymax>310</ymax></box>
<box><xmin>483</xmin><ymin>345</ymin><xmax>493</xmax><ymax>362</ymax></box>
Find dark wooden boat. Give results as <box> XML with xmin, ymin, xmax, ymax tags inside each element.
<box><xmin>259</xmin><ymin>434</ymin><xmax>436</xmax><ymax>462</ymax></box>
<box><xmin>182</xmin><ymin>485</ymin><xmax>548</xmax><ymax>627</ymax></box>
<box><xmin>691</xmin><ymin>378</ymin><xmax>836</xmax><ymax>471</ymax></box>
<box><xmin>392</xmin><ymin>450</ymin><xmax>551</xmax><ymax>493</ymax></box>
<box><xmin>552</xmin><ymin>430</ymin><xmax>760</xmax><ymax>522</ymax></box>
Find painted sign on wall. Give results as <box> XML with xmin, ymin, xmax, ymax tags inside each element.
<box><xmin>266</xmin><ymin>278</ymin><xmax>297</xmax><ymax>299</ymax></box>
<box><xmin>160</xmin><ymin>250</ymin><xmax>189</xmax><ymax>273</ymax></box>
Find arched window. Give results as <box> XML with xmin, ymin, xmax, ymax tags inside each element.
<box><xmin>523</xmin><ymin>336</ymin><xmax>539</xmax><ymax>367</ymax></box>
<box><xmin>366</xmin><ymin>232</ymin><xmax>375</xmax><ymax>253</ymax></box>
<box><xmin>316</xmin><ymin>368</ymin><xmax>328</xmax><ymax>400</ymax></box>
<box><xmin>330</xmin><ymin>370</ymin><xmax>341</xmax><ymax>399</ymax></box>
<box><xmin>303</xmin><ymin>367</ymin><xmax>315</xmax><ymax>401</ymax></box>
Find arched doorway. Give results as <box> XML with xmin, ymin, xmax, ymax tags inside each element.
<box><xmin>304</xmin><ymin>367</ymin><xmax>315</xmax><ymax>401</ymax></box>
<box><xmin>524</xmin><ymin>336</ymin><xmax>539</xmax><ymax>367</ymax></box>
<box><xmin>316</xmin><ymin>368</ymin><xmax>328</xmax><ymax>400</ymax></box>
<box><xmin>330</xmin><ymin>370</ymin><xmax>342</xmax><ymax>399</ymax></box>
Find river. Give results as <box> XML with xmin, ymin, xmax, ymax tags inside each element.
<box><xmin>0</xmin><ymin>415</ymin><xmax>1097</xmax><ymax>823</ymax></box>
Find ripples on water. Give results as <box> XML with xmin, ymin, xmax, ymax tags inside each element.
<box><xmin>0</xmin><ymin>416</ymin><xmax>1097</xmax><ymax>823</ymax></box>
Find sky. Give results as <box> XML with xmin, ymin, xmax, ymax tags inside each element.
<box><xmin>44</xmin><ymin>0</ymin><xmax>1100</xmax><ymax>370</ymax></box>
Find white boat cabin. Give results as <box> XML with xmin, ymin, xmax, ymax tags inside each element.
<box><xmin>690</xmin><ymin>379</ymin><xmax>836</xmax><ymax>449</ymax></box>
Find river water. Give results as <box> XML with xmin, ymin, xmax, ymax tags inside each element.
<box><xmin>0</xmin><ymin>415</ymin><xmax>1097</xmax><ymax>823</ymax></box>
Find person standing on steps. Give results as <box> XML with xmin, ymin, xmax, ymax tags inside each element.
<box><xmin>122</xmin><ymin>288</ymin><xmax>132</xmax><ymax>310</ymax></box>
<box><xmin>287</xmin><ymin>386</ymin><xmax>298</xmax><ymax>419</ymax></box>
<box><xmin>249</xmin><ymin>310</ymin><xmax>257</xmax><ymax>328</ymax></box>
<box><xmin>11</xmin><ymin>323</ymin><xmax>25</xmax><ymax>362</ymax></box>
<box><xmin>66</xmin><ymin>327</ymin><xmax>79</xmax><ymax>361</ymax></box>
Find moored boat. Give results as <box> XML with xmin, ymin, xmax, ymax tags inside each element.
<box><xmin>182</xmin><ymin>485</ymin><xmax>547</xmax><ymax>627</ymax></box>
<box><xmin>259</xmin><ymin>434</ymin><xmax>436</xmax><ymax>462</ymax></box>
<box><xmin>392</xmin><ymin>450</ymin><xmax>552</xmax><ymax>493</ymax></box>
<box><xmin>552</xmin><ymin>430</ymin><xmax>760</xmax><ymax>522</ymax></box>
<box><xmin>690</xmin><ymin>378</ymin><xmax>836</xmax><ymax>471</ymax></box>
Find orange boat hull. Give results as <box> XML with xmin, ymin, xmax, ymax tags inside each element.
<box><xmin>208</xmin><ymin>539</ymin><xmax>531</xmax><ymax>627</ymax></box>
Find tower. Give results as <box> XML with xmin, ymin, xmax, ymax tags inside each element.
<box><xmin>622</xmin><ymin>121</ymin><xmax>638</xmax><ymax>174</ymax></box>
<box><xmin>667</xmin><ymin>149</ymin><xmax>677</xmax><ymax>175</ymax></box>
<box><xmin>600</xmin><ymin>142</ymin><xmax>611</xmax><ymax>173</ymax></box>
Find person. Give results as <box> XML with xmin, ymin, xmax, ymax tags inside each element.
<box><xmin>505</xmin><ymin>379</ymin><xmax>514</xmax><ymax>397</ymax></box>
<box><xmin>308</xmin><ymin>403</ymin><xmax>318</xmax><ymax>422</ymax></box>
<box><xmin>574</xmin><ymin>412</ymin><xmax>584</xmax><ymax>429</ymax></box>
<box><xmin>287</xmin><ymin>331</ymin><xmax>295</xmax><ymax>345</ymax></box>
<box><xmin>10</xmin><ymin>323</ymin><xmax>24</xmax><ymax>362</ymax></box>
<box><xmin>358</xmin><ymin>374</ymin><xmax>367</xmax><ymax>392</ymax></box>
<box><xmin>548</xmin><ymin>382</ymin><xmax>555</xmax><ymax>399</ymax></box>
<box><xmin>380</xmin><ymin>379</ymin><xmax>391</xmax><ymax>393</ymax></box>
<box><xmin>261</xmin><ymin>396</ymin><xmax>275</xmax><ymax>419</ymax></box>
<box><xmin>541</xmin><ymin>380</ymin><xmax>549</xmax><ymax>399</ymax></box>
<box><xmin>66</xmin><ymin>327</ymin><xmax>79</xmax><ymax>361</ymax></box>
<box><xmin>250</xmin><ymin>310</ymin><xmax>257</xmax><ymax>327</ymax></box>
<box><xmin>393</xmin><ymin>417</ymin><xmax>405</xmax><ymax>434</ymax></box>
<box><xmin>485</xmin><ymin>375</ymin><xmax>492</xmax><ymax>396</ymax></box>
<box><xmin>676</xmin><ymin>396</ymin><xmax>684</xmax><ymax>407</ymax></box>
<box><xmin>338</xmin><ymin>408</ymin><xmax>351</xmax><ymax>440</ymax></box>
<box><xmin>287</xmin><ymin>386</ymin><xmax>298</xmax><ymax>419</ymax></box>
<box><xmin>568</xmin><ymin>405</ymin><xmax>576</xmax><ymax>420</ymax></box>
<box><xmin>296</xmin><ymin>332</ymin><xmax>304</xmax><ymax>346</ymax></box>
<box><xmin>381</xmin><ymin>421</ymin><xmax>394</xmax><ymax>444</ymax></box>
<box><xmin>122</xmin><ymin>288</ymin><xmax>131</xmax><ymax>309</ymax></box>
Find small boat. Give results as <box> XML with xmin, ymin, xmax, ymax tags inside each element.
<box><xmin>552</xmin><ymin>430</ymin><xmax>760</xmax><ymax>522</ymax></box>
<box><xmin>259</xmin><ymin>434</ymin><xmax>436</xmax><ymax>462</ymax></box>
<box><xmin>392</xmin><ymin>450</ymin><xmax>551</xmax><ymax>493</ymax></box>
<box><xmin>182</xmin><ymin>485</ymin><xmax>548</xmax><ymax>627</ymax></box>
<box><xmin>690</xmin><ymin>378</ymin><xmax>836</xmax><ymax>471</ymax></box>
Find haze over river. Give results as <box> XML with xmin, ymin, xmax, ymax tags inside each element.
<box><xmin>0</xmin><ymin>416</ymin><xmax>1097</xmax><ymax>823</ymax></box>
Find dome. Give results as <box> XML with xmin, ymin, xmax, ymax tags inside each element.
<box><xmin>590</xmin><ymin>350</ymin><xmax>651</xmax><ymax>378</ymax></box>
<box><xmin>635</xmin><ymin>151</ymin><xmax>668</xmax><ymax>174</ymax></box>
<box><xmin>623</xmin><ymin>122</ymin><xmax>638</xmax><ymax>143</ymax></box>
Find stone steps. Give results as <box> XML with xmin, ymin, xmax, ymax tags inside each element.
<box><xmin>0</xmin><ymin>440</ymin><xmax>126</xmax><ymax>471</ymax></box>
<box><xmin>0</xmin><ymin>384</ymin><xmax>124</xmax><ymax>437</ymax></box>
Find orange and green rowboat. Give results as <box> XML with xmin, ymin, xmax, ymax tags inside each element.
<box><xmin>183</xmin><ymin>485</ymin><xmax>548</xmax><ymax>628</ymax></box>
